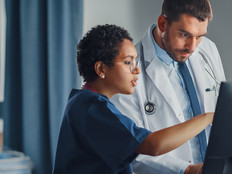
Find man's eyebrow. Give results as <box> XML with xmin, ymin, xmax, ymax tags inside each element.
<box><xmin>178</xmin><ymin>29</ymin><xmax>207</xmax><ymax>37</ymax></box>
<box><xmin>178</xmin><ymin>29</ymin><xmax>190</xmax><ymax>34</ymax></box>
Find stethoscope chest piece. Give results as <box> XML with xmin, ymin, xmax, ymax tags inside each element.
<box><xmin>145</xmin><ymin>101</ymin><xmax>156</xmax><ymax>115</ymax></box>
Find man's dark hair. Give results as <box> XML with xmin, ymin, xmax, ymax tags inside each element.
<box><xmin>77</xmin><ymin>24</ymin><xmax>133</xmax><ymax>82</ymax></box>
<box><xmin>161</xmin><ymin>0</ymin><xmax>213</xmax><ymax>24</ymax></box>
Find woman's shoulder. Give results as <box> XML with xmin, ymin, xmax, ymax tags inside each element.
<box><xmin>66</xmin><ymin>89</ymin><xmax>111</xmax><ymax>112</ymax></box>
<box><xmin>69</xmin><ymin>89</ymin><xmax>109</xmax><ymax>102</ymax></box>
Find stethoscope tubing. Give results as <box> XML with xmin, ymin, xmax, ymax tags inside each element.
<box><xmin>140</xmin><ymin>45</ymin><xmax>156</xmax><ymax>115</ymax></box>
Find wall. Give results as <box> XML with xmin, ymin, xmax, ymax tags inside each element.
<box><xmin>83</xmin><ymin>0</ymin><xmax>232</xmax><ymax>81</ymax></box>
<box><xmin>208</xmin><ymin>0</ymin><xmax>232</xmax><ymax>81</ymax></box>
<box><xmin>83</xmin><ymin>0</ymin><xmax>162</xmax><ymax>43</ymax></box>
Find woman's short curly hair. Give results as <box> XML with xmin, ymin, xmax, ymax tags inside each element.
<box><xmin>77</xmin><ymin>24</ymin><xmax>133</xmax><ymax>82</ymax></box>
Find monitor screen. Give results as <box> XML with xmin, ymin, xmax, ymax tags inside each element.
<box><xmin>202</xmin><ymin>82</ymin><xmax>232</xmax><ymax>174</ymax></box>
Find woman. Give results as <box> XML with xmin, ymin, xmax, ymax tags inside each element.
<box><xmin>53</xmin><ymin>24</ymin><xmax>213</xmax><ymax>174</ymax></box>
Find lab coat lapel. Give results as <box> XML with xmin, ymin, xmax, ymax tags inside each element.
<box><xmin>146</xmin><ymin>56</ymin><xmax>183</xmax><ymax>121</ymax></box>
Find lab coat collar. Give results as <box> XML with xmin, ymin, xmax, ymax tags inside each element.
<box><xmin>142</xmin><ymin>24</ymin><xmax>173</xmax><ymax>65</ymax></box>
<box><xmin>141</xmin><ymin>24</ymin><xmax>157</xmax><ymax>63</ymax></box>
<box><xmin>151</xmin><ymin>26</ymin><xmax>173</xmax><ymax>66</ymax></box>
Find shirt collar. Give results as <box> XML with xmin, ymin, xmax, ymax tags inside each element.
<box><xmin>151</xmin><ymin>25</ymin><xmax>174</xmax><ymax>66</ymax></box>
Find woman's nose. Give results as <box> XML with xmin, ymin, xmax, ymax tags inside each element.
<box><xmin>134</xmin><ymin>65</ymin><xmax>141</xmax><ymax>74</ymax></box>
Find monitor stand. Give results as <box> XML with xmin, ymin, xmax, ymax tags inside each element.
<box><xmin>203</xmin><ymin>157</ymin><xmax>232</xmax><ymax>174</ymax></box>
<box><xmin>223</xmin><ymin>157</ymin><xmax>232</xmax><ymax>174</ymax></box>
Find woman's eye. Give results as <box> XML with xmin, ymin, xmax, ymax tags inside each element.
<box><xmin>124</xmin><ymin>61</ymin><xmax>131</xmax><ymax>65</ymax></box>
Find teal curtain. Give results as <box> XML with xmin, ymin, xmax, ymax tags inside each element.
<box><xmin>3</xmin><ymin>0</ymin><xmax>83</xmax><ymax>173</ymax></box>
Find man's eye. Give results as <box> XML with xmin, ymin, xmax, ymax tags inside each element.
<box><xmin>182</xmin><ymin>33</ymin><xmax>189</xmax><ymax>37</ymax></box>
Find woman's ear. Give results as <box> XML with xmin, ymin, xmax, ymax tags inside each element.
<box><xmin>94</xmin><ymin>61</ymin><xmax>105</xmax><ymax>79</ymax></box>
<box><xmin>157</xmin><ymin>15</ymin><xmax>168</xmax><ymax>33</ymax></box>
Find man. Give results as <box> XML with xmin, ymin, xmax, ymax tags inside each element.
<box><xmin>111</xmin><ymin>0</ymin><xmax>226</xmax><ymax>174</ymax></box>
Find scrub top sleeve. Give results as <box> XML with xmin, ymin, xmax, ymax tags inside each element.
<box><xmin>86</xmin><ymin>97</ymin><xmax>151</xmax><ymax>172</ymax></box>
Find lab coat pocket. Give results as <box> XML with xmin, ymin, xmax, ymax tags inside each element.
<box><xmin>204</xmin><ymin>88</ymin><xmax>217</xmax><ymax>112</ymax></box>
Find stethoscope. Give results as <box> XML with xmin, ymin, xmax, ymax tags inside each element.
<box><xmin>198</xmin><ymin>50</ymin><xmax>221</xmax><ymax>96</ymax></box>
<box><xmin>140</xmin><ymin>45</ymin><xmax>220</xmax><ymax>115</ymax></box>
<box><xmin>140</xmin><ymin>45</ymin><xmax>156</xmax><ymax>115</ymax></box>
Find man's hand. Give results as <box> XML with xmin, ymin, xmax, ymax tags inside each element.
<box><xmin>184</xmin><ymin>163</ymin><xmax>203</xmax><ymax>174</ymax></box>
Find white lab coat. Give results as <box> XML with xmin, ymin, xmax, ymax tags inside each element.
<box><xmin>111</xmin><ymin>25</ymin><xmax>226</xmax><ymax>174</ymax></box>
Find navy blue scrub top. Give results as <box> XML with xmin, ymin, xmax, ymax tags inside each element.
<box><xmin>53</xmin><ymin>89</ymin><xmax>151</xmax><ymax>174</ymax></box>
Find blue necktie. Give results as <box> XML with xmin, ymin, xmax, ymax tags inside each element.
<box><xmin>179</xmin><ymin>62</ymin><xmax>207</xmax><ymax>161</ymax></box>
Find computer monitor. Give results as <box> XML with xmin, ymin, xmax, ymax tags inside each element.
<box><xmin>202</xmin><ymin>82</ymin><xmax>232</xmax><ymax>174</ymax></box>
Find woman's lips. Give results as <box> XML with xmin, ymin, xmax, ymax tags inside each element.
<box><xmin>131</xmin><ymin>78</ymin><xmax>138</xmax><ymax>86</ymax></box>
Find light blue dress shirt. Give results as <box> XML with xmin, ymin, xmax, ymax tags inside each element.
<box><xmin>150</xmin><ymin>25</ymin><xmax>202</xmax><ymax>174</ymax></box>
